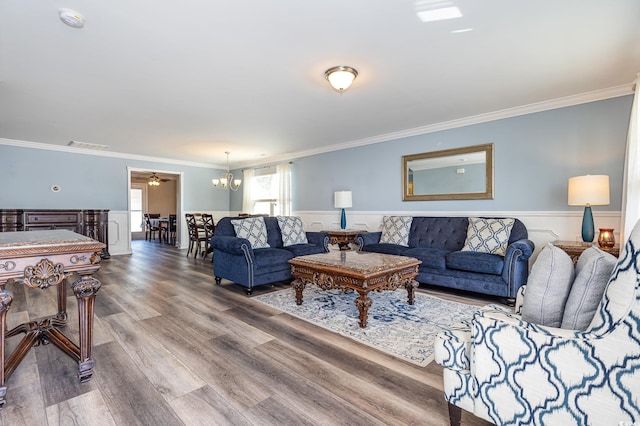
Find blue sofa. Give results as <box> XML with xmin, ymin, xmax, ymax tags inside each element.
<box><xmin>211</xmin><ymin>216</ymin><xmax>329</xmax><ymax>294</ymax></box>
<box><xmin>355</xmin><ymin>217</ymin><xmax>534</xmax><ymax>303</ymax></box>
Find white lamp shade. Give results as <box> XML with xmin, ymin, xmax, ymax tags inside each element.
<box><xmin>568</xmin><ymin>175</ymin><xmax>610</xmax><ymax>206</ymax></box>
<box><xmin>334</xmin><ymin>191</ymin><xmax>352</xmax><ymax>208</ymax></box>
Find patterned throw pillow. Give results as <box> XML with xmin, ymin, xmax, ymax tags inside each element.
<box><xmin>276</xmin><ymin>216</ymin><xmax>308</xmax><ymax>247</ymax></box>
<box><xmin>461</xmin><ymin>217</ymin><xmax>515</xmax><ymax>256</ymax></box>
<box><xmin>230</xmin><ymin>216</ymin><xmax>270</xmax><ymax>249</ymax></box>
<box><xmin>379</xmin><ymin>216</ymin><xmax>413</xmax><ymax>247</ymax></box>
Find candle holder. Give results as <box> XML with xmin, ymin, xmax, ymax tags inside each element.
<box><xmin>598</xmin><ymin>228</ymin><xmax>615</xmax><ymax>248</ymax></box>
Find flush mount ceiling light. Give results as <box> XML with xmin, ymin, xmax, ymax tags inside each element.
<box><xmin>324</xmin><ymin>66</ymin><xmax>358</xmax><ymax>93</ymax></box>
<box><xmin>59</xmin><ymin>8</ymin><xmax>85</xmax><ymax>28</ymax></box>
<box><xmin>415</xmin><ymin>1</ymin><xmax>462</xmax><ymax>22</ymax></box>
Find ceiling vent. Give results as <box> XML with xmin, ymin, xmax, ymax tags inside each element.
<box><xmin>68</xmin><ymin>140</ymin><xmax>109</xmax><ymax>150</ymax></box>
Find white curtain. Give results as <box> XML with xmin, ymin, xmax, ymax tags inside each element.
<box><xmin>621</xmin><ymin>73</ymin><xmax>640</xmax><ymax>243</ymax></box>
<box><xmin>276</xmin><ymin>162</ymin><xmax>292</xmax><ymax>216</ymax></box>
<box><xmin>241</xmin><ymin>168</ymin><xmax>255</xmax><ymax>214</ymax></box>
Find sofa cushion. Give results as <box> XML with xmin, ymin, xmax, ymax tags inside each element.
<box><xmin>521</xmin><ymin>243</ymin><xmax>574</xmax><ymax>327</ymax></box>
<box><xmin>253</xmin><ymin>247</ymin><xmax>294</xmax><ymax>273</ymax></box>
<box><xmin>379</xmin><ymin>216</ymin><xmax>413</xmax><ymax>246</ymax></box>
<box><xmin>408</xmin><ymin>217</ymin><xmax>469</xmax><ymax>251</ymax></box>
<box><xmin>404</xmin><ymin>247</ymin><xmax>449</xmax><ymax>271</ymax></box>
<box><xmin>231</xmin><ymin>216</ymin><xmax>270</xmax><ymax>249</ymax></box>
<box><xmin>446</xmin><ymin>251</ymin><xmax>504</xmax><ymax>275</ymax></box>
<box><xmin>361</xmin><ymin>243</ymin><xmax>411</xmax><ymax>256</ymax></box>
<box><xmin>276</xmin><ymin>216</ymin><xmax>308</xmax><ymax>247</ymax></box>
<box><xmin>462</xmin><ymin>217</ymin><xmax>515</xmax><ymax>256</ymax></box>
<box><xmin>283</xmin><ymin>243</ymin><xmax>326</xmax><ymax>257</ymax></box>
<box><xmin>561</xmin><ymin>247</ymin><xmax>617</xmax><ymax>330</ymax></box>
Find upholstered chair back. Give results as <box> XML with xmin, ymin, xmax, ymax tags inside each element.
<box><xmin>588</xmin><ymin>222</ymin><xmax>639</xmax><ymax>336</ymax></box>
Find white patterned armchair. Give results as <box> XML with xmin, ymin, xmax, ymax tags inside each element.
<box><xmin>434</xmin><ymin>220</ymin><xmax>640</xmax><ymax>426</ymax></box>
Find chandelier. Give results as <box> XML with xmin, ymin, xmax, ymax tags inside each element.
<box><xmin>212</xmin><ymin>152</ymin><xmax>242</xmax><ymax>191</ymax></box>
<box><xmin>147</xmin><ymin>172</ymin><xmax>160</xmax><ymax>186</ymax></box>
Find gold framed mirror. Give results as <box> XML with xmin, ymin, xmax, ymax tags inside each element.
<box><xmin>402</xmin><ymin>143</ymin><xmax>494</xmax><ymax>201</ymax></box>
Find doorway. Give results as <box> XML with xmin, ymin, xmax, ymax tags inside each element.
<box><xmin>128</xmin><ymin>168</ymin><xmax>183</xmax><ymax>250</ymax></box>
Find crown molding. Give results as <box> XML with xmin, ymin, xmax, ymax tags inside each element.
<box><xmin>237</xmin><ymin>84</ymin><xmax>633</xmax><ymax>169</ymax></box>
<box><xmin>1</xmin><ymin>84</ymin><xmax>633</xmax><ymax>170</ymax></box>
<box><xmin>0</xmin><ymin>138</ymin><xmax>220</xmax><ymax>169</ymax></box>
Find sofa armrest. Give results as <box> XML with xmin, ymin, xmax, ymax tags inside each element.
<box><xmin>305</xmin><ymin>231</ymin><xmax>330</xmax><ymax>252</ymax></box>
<box><xmin>210</xmin><ymin>235</ymin><xmax>254</xmax><ymax>257</ymax></box>
<box><xmin>501</xmin><ymin>238</ymin><xmax>535</xmax><ymax>299</ymax></box>
<box><xmin>355</xmin><ymin>232</ymin><xmax>382</xmax><ymax>250</ymax></box>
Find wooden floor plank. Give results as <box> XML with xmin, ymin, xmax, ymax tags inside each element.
<box><xmin>102</xmin><ymin>312</ymin><xmax>205</xmax><ymax>402</ymax></box>
<box><xmin>46</xmin><ymin>389</ymin><xmax>117</xmax><ymax>426</ymax></box>
<box><xmin>170</xmin><ymin>385</ymin><xmax>253</xmax><ymax>426</ymax></box>
<box><xmin>91</xmin><ymin>341</ymin><xmax>185</xmax><ymax>425</ymax></box>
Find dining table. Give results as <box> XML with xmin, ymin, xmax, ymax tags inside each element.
<box><xmin>150</xmin><ymin>218</ymin><xmax>170</xmax><ymax>243</ymax></box>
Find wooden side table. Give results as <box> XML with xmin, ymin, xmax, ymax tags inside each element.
<box><xmin>322</xmin><ymin>230</ymin><xmax>367</xmax><ymax>251</ymax></box>
<box><xmin>0</xmin><ymin>230</ymin><xmax>105</xmax><ymax>408</ymax></box>
<box><xmin>553</xmin><ymin>240</ymin><xmax>620</xmax><ymax>264</ymax></box>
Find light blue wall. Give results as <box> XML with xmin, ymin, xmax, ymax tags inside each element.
<box><xmin>1</xmin><ymin>95</ymin><xmax>632</xmax><ymax>214</ymax></box>
<box><xmin>291</xmin><ymin>96</ymin><xmax>631</xmax><ymax>212</ymax></box>
<box><xmin>0</xmin><ymin>145</ymin><xmax>229</xmax><ymax>211</ymax></box>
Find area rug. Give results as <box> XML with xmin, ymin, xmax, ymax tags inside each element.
<box><xmin>253</xmin><ymin>286</ymin><xmax>480</xmax><ymax>367</ymax></box>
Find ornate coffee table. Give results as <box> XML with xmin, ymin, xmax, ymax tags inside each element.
<box><xmin>289</xmin><ymin>251</ymin><xmax>421</xmax><ymax>328</ymax></box>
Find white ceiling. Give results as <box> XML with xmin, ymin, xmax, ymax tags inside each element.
<box><xmin>1</xmin><ymin>1</ymin><xmax>639</xmax><ymax>169</ymax></box>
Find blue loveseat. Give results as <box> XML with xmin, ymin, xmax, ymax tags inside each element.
<box><xmin>211</xmin><ymin>216</ymin><xmax>329</xmax><ymax>294</ymax></box>
<box><xmin>355</xmin><ymin>216</ymin><xmax>534</xmax><ymax>303</ymax></box>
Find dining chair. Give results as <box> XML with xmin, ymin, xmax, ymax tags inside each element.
<box><xmin>168</xmin><ymin>214</ymin><xmax>177</xmax><ymax>245</ymax></box>
<box><xmin>201</xmin><ymin>213</ymin><xmax>215</xmax><ymax>261</ymax></box>
<box><xmin>143</xmin><ymin>213</ymin><xmax>160</xmax><ymax>241</ymax></box>
<box><xmin>185</xmin><ymin>214</ymin><xmax>207</xmax><ymax>258</ymax></box>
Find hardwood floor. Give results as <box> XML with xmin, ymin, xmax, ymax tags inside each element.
<box><xmin>0</xmin><ymin>240</ymin><xmax>494</xmax><ymax>426</ymax></box>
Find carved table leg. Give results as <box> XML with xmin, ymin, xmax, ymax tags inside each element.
<box><xmin>354</xmin><ymin>291</ymin><xmax>373</xmax><ymax>328</ymax></box>
<box><xmin>4</xmin><ymin>322</ymin><xmax>39</xmax><ymax>381</ymax></box>
<box><xmin>291</xmin><ymin>278</ymin><xmax>305</xmax><ymax>305</ymax></box>
<box><xmin>56</xmin><ymin>276</ymin><xmax>68</xmax><ymax>324</ymax></box>
<box><xmin>405</xmin><ymin>279</ymin><xmax>418</xmax><ymax>305</ymax></box>
<box><xmin>71</xmin><ymin>274</ymin><xmax>101</xmax><ymax>383</ymax></box>
<box><xmin>0</xmin><ymin>288</ymin><xmax>14</xmax><ymax>408</ymax></box>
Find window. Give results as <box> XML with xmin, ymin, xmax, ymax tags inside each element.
<box><xmin>131</xmin><ymin>187</ymin><xmax>143</xmax><ymax>232</ymax></box>
<box><xmin>243</xmin><ymin>163</ymin><xmax>292</xmax><ymax>216</ymax></box>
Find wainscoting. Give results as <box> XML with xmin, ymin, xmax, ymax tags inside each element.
<box><xmin>107</xmin><ymin>210</ymin><xmax>622</xmax><ymax>262</ymax></box>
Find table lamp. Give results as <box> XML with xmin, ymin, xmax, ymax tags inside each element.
<box><xmin>334</xmin><ymin>191</ymin><xmax>352</xmax><ymax>230</ymax></box>
<box><xmin>568</xmin><ymin>175</ymin><xmax>610</xmax><ymax>242</ymax></box>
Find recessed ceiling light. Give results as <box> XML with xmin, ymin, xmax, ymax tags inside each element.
<box><xmin>59</xmin><ymin>8</ymin><xmax>85</xmax><ymax>28</ymax></box>
<box><xmin>450</xmin><ymin>28</ymin><xmax>473</xmax><ymax>33</ymax></box>
<box><xmin>415</xmin><ymin>1</ymin><xmax>462</xmax><ymax>22</ymax></box>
